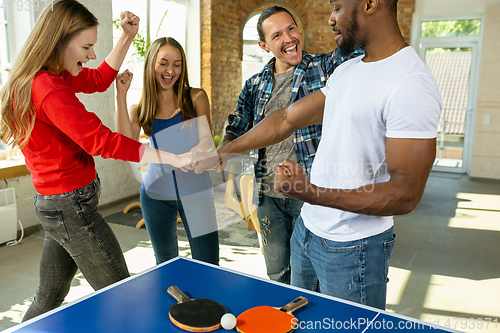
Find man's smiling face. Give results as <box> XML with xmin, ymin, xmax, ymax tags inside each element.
<box><xmin>258</xmin><ymin>11</ymin><xmax>303</xmax><ymax>73</ymax></box>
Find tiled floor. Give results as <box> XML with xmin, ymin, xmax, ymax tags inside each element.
<box><xmin>1</xmin><ymin>172</ymin><xmax>500</xmax><ymax>332</ymax></box>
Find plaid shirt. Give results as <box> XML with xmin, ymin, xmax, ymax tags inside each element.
<box><xmin>225</xmin><ymin>48</ymin><xmax>364</xmax><ymax>205</ymax></box>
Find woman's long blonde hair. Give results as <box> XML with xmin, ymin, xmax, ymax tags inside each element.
<box><xmin>136</xmin><ymin>37</ymin><xmax>194</xmax><ymax>136</ymax></box>
<box><xmin>0</xmin><ymin>0</ymin><xmax>98</xmax><ymax>148</ymax></box>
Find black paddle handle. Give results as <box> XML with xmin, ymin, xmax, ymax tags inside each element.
<box><xmin>168</xmin><ymin>286</ymin><xmax>192</xmax><ymax>303</ymax></box>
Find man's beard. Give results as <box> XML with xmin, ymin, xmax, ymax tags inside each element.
<box><xmin>337</xmin><ymin>7</ymin><xmax>360</xmax><ymax>58</ymax></box>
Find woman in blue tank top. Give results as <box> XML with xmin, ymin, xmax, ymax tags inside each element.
<box><xmin>115</xmin><ymin>37</ymin><xmax>219</xmax><ymax>265</ymax></box>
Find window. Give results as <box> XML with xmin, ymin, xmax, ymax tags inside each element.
<box><xmin>421</xmin><ymin>19</ymin><xmax>481</xmax><ymax>38</ymax></box>
<box><xmin>112</xmin><ymin>0</ymin><xmax>188</xmax><ymax>104</ymax></box>
<box><xmin>0</xmin><ymin>6</ymin><xmax>9</xmax><ymax>159</ymax></box>
<box><xmin>0</xmin><ymin>4</ymin><xmax>10</xmax><ymax>89</ymax></box>
<box><xmin>242</xmin><ymin>14</ymin><xmax>272</xmax><ymax>85</ymax></box>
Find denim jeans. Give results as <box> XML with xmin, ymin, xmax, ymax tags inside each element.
<box><xmin>23</xmin><ymin>177</ymin><xmax>129</xmax><ymax>321</ymax></box>
<box><xmin>257</xmin><ymin>195</ymin><xmax>303</xmax><ymax>284</ymax></box>
<box><xmin>291</xmin><ymin>216</ymin><xmax>396</xmax><ymax>310</ymax></box>
<box><xmin>140</xmin><ymin>188</ymin><xmax>219</xmax><ymax>265</ymax></box>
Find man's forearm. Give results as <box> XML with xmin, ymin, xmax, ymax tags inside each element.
<box><xmin>217</xmin><ymin>133</ymin><xmax>237</xmax><ymax>148</ymax></box>
<box><xmin>294</xmin><ymin>181</ymin><xmax>417</xmax><ymax>216</ymax></box>
<box><xmin>218</xmin><ymin>107</ymin><xmax>296</xmax><ymax>157</ymax></box>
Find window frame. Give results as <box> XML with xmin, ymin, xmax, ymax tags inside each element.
<box><xmin>0</xmin><ymin>4</ymin><xmax>10</xmax><ymax>89</ymax></box>
<box><xmin>0</xmin><ymin>3</ymin><xmax>34</xmax><ymax>178</ymax></box>
<box><xmin>412</xmin><ymin>14</ymin><xmax>484</xmax><ymax>175</ymax></box>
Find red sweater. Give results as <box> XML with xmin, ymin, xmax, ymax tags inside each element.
<box><xmin>24</xmin><ymin>61</ymin><xmax>143</xmax><ymax>195</ymax></box>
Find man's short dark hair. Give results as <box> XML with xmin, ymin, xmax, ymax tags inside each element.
<box><xmin>257</xmin><ymin>5</ymin><xmax>298</xmax><ymax>42</ymax></box>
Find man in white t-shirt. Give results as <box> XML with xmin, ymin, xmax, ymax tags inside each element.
<box><xmin>192</xmin><ymin>0</ymin><xmax>442</xmax><ymax>310</ymax></box>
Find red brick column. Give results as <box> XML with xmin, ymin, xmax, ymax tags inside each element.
<box><xmin>398</xmin><ymin>0</ymin><xmax>415</xmax><ymax>44</ymax></box>
<box><xmin>201</xmin><ymin>0</ymin><xmax>242</xmax><ymax>136</ymax></box>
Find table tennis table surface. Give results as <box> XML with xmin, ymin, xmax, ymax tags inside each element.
<box><xmin>5</xmin><ymin>257</ymin><xmax>459</xmax><ymax>332</ymax></box>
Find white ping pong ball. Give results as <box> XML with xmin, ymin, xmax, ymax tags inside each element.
<box><xmin>221</xmin><ymin>313</ymin><xmax>237</xmax><ymax>330</ymax></box>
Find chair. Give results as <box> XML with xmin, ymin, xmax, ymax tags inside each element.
<box><xmin>238</xmin><ymin>175</ymin><xmax>263</xmax><ymax>254</ymax></box>
<box><xmin>223</xmin><ymin>161</ymin><xmax>263</xmax><ymax>254</ymax></box>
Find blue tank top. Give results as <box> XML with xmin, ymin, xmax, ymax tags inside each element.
<box><xmin>141</xmin><ymin>111</ymin><xmax>213</xmax><ymax>199</ymax></box>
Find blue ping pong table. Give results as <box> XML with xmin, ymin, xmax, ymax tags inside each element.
<box><xmin>5</xmin><ymin>257</ymin><xmax>459</xmax><ymax>332</ymax></box>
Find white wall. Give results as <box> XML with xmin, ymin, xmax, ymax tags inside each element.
<box><xmin>80</xmin><ymin>0</ymin><xmax>140</xmax><ymax>206</ymax></box>
<box><xmin>470</xmin><ymin>4</ymin><xmax>500</xmax><ymax>179</ymax></box>
<box><xmin>414</xmin><ymin>0</ymin><xmax>500</xmax><ymax>17</ymax></box>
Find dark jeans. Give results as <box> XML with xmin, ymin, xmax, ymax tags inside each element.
<box><xmin>140</xmin><ymin>188</ymin><xmax>219</xmax><ymax>265</ymax></box>
<box><xmin>23</xmin><ymin>177</ymin><xmax>129</xmax><ymax>321</ymax></box>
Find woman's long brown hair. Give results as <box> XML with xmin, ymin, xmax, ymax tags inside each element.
<box><xmin>0</xmin><ymin>0</ymin><xmax>98</xmax><ymax>148</ymax></box>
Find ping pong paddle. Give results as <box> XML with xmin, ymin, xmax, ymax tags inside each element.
<box><xmin>167</xmin><ymin>285</ymin><xmax>226</xmax><ymax>332</ymax></box>
<box><xmin>236</xmin><ymin>296</ymin><xmax>308</xmax><ymax>333</ymax></box>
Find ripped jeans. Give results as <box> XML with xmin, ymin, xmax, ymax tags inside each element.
<box><xmin>257</xmin><ymin>194</ymin><xmax>303</xmax><ymax>284</ymax></box>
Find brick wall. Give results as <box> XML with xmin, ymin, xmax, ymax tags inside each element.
<box><xmin>201</xmin><ymin>0</ymin><xmax>243</xmax><ymax>137</ymax></box>
<box><xmin>398</xmin><ymin>0</ymin><xmax>416</xmax><ymax>44</ymax></box>
<box><xmin>303</xmin><ymin>0</ymin><xmax>338</xmax><ymax>54</ymax></box>
<box><xmin>203</xmin><ymin>0</ymin><xmax>415</xmax><ymax>135</ymax></box>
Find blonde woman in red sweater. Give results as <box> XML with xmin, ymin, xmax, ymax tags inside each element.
<box><xmin>0</xmin><ymin>0</ymin><xmax>190</xmax><ymax>320</ymax></box>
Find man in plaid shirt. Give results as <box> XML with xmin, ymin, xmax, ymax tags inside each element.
<box><xmin>219</xmin><ymin>5</ymin><xmax>363</xmax><ymax>284</ymax></box>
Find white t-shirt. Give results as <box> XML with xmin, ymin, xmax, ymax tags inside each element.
<box><xmin>301</xmin><ymin>46</ymin><xmax>442</xmax><ymax>241</ymax></box>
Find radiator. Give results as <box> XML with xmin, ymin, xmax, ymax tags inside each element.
<box><xmin>0</xmin><ymin>188</ymin><xmax>17</xmax><ymax>244</ymax></box>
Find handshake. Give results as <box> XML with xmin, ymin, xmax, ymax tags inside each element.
<box><xmin>169</xmin><ymin>149</ymin><xmax>314</xmax><ymax>201</ymax></box>
<box><xmin>172</xmin><ymin>150</ymin><xmax>227</xmax><ymax>174</ymax></box>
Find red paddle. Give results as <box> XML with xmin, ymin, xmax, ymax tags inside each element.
<box><xmin>167</xmin><ymin>286</ymin><xmax>226</xmax><ymax>332</ymax></box>
<box><xmin>236</xmin><ymin>296</ymin><xmax>308</xmax><ymax>333</ymax></box>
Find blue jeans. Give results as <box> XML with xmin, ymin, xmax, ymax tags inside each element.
<box><xmin>23</xmin><ymin>177</ymin><xmax>129</xmax><ymax>321</ymax></box>
<box><xmin>291</xmin><ymin>216</ymin><xmax>396</xmax><ymax>310</ymax></box>
<box><xmin>257</xmin><ymin>195</ymin><xmax>303</xmax><ymax>284</ymax></box>
<box><xmin>140</xmin><ymin>188</ymin><xmax>219</xmax><ymax>265</ymax></box>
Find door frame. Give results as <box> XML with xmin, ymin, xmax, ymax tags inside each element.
<box><xmin>419</xmin><ymin>39</ymin><xmax>479</xmax><ymax>174</ymax></box>
<box><xmin>414</xmin><ymin>18</ymin><xmax>483</xmax><ymax>174</ymax></box>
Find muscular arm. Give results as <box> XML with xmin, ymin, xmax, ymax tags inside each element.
<box><xmin>278</xmin><ymin>137</ymin><xmax>436</xmax><ymax>216</ymax></box>
<box><xmin>219</xmin><ymin>89</ymin><xmax>325</xmax><ymax>157</ymax></box>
